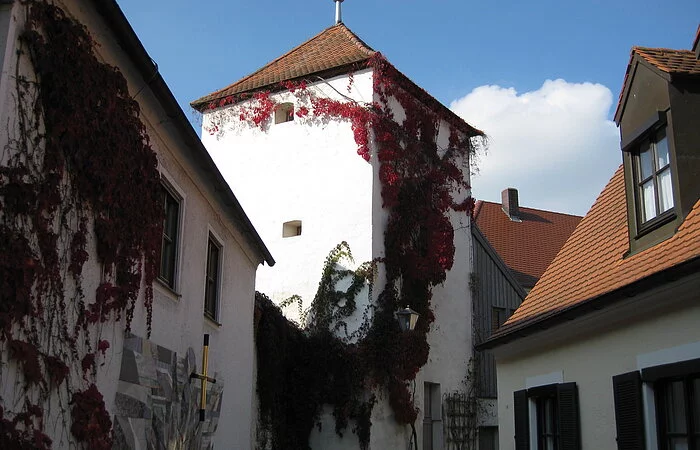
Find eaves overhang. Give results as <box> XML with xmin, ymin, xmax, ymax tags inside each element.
<box><xmin>92</xmin><ymin>0</ymin><xmax>275</xmax><ymax>267</ymax></box>
<box><xmin>477</xmin><ymin>256</ymin><xmax>700</xmax><ymax>351</ymax></box>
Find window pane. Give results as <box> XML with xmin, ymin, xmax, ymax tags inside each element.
<box><xmin>694</xmin><ymin>379</ymin><xmax>700</xmax><ymax>431</ymax></box>
<box><xmin>658</xmin><ymin>168</ymin><xmax>674</xmax><ymax>214</ymax></box>
<box><xmin>656</xmin><ymin>133</ymin><xmax>670</xmax><ymax>169</ymax></box>
<box><xmin>639</xmin><ymin>145</ymin><xmax>653</xmax><ymax>180</ymax></box>
<box><xmin>160</xmin><ymin>187</ymin><xmax>179</xmax><ymax>287</ymax></box>
<box><xmin>641</xmin><ymin>180</ymin><xmax>656</xmax><ymax>222</ymax></box>
<box><xmin>669</xmin><ymin>437</ymin><xmax>689</xmax><ymax>450</ymax></box>
<box><xmin>165</xmin><ymin>197</ymin><xmax>179</xmax><ymax>238</ymax></box>
<box><xmin>665</xmin><ymin>381</ymin><xmax>687</xmax><ymax>434</ymax></box>
<box><xmin>205</xmin><ymin>239</ymin><xmax>220</xmax><ymax>318</ymax></box>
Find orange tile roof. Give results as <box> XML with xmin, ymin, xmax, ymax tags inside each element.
<box><xmin>491</xmin><ymin>166</ymin><xmax>700</xmax><ymax>340</ymax></box>
<box><xmin>191</xmin><ymin>23</ymin><xmax>483</xmax><ymax>137</ymax></box>
<box><xmin>473</xmin><ymin>201</ymin><xmax>582</xmax><ymax>288</ymax></box>
<box><xmin>191</xmin><ymin>24</ymin><xmax>375</xmax><ymax>108</ymax></box>
<box><xmin>634</xmin><ymin>46</ymin><xmax>700</xmax><ymax>76</ymax></box>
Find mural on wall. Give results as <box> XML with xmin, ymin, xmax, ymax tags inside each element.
<box><xmin>112</xmin><ymin>333</ymin><xmax>223</xmax><ymax>450</ymax></box>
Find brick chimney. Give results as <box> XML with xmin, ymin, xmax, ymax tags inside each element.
<box><xmin>501</xmin><ymin>188</ymin><xmax>520</xmax><ymax>221</ymax></box>
<box><xmin>694</xmin><ymin>25</ymin><xmax>700</xmax><ymax>60</ymax></box>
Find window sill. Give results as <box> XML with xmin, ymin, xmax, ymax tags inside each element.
<box><xmin>204</xmin><ymin>314</ymin><xmax>221</xmax><ymax>329</ymax></box>
<box><xmin>635</xmin><ymin>210</ymin><xmax>676</xmax><ymax>240</ymax></box>
<box><xmin>155</xmin><ymin>278</ymin><xmax>182</xmax><ymax>300</ymax></box>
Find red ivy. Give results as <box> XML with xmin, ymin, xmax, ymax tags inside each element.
<box><xmin>70</xmin><ymin>385</ymin><xmax>112</xmax><ymax>450</ymax></box>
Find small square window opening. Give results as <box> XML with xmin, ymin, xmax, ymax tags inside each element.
<box><xmin>282</xmin><ymin>220</ymin><xmax>302</xmax><ymax>238</ymax></box>
<box><xmin>275</xmin><ymin>103</ymin><xmax>295</xmax><ymax>124</ymax></box>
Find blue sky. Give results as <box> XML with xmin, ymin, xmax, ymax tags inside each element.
<box><xmin>118</xmin><ymin>0</ymin><xmax>699</xmax><ymax>215</ymax></box>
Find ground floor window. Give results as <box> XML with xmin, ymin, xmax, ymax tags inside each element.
<box><xmin>513</xmin><ymin>382</ymin><xmax>579</xmax><ymax>450</ymax></box>
<box><xmin>656</xmin><ymin>374</ymin><xmax>700</xmax><ymax>450</ymax></box>
<box><xmin>423</xmin><ymin>382</ymin><xmax>443</xmax><ymax>450</ymax></box>
<box><xmin>613</xmin><ymin>357</ymin><xmax>700</xmax><ymax>450</ymax></box>
<box><xmin>536</xmin><ymin>393</ymin><xmax>559</xmax><ymax>450</ymax></box>
<box><xmin>478</xmin><ymin>426</ymin><xmax>498</xmax><ymax>450</ymax></box>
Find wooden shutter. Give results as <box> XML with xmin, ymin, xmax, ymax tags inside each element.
<box><xmin>514</xmin><ymin>389</ymin><xmax>530</xmax><ymax>450</ymax></box>
<box><xmin>612</xmin><ymin>371</ymin><xmax>645</xmax><ymax>450</ymax></box>
<box><xmin>557</xmin><ymin>382</ymin><xmax>581</xmax><ymax>450</ymax></box>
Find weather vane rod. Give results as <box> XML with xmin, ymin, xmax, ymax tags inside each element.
<box><xmin>334</xmin><ymin>0</ymin><xmax>344</xmax><ymax>25</ymax></box>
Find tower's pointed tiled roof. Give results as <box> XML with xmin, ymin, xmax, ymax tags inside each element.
<box><xmin>191</xmin><ymin>24</ymin><xmax>376</xmax><ymax>109</ymax></box>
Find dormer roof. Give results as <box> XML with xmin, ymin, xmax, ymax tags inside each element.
<box><xmin>191</xmin><ymin>24</ymin><xmax>375</xmax><ymax>109</ymax></box>
<box><xmin>481</xmin><ymin>166</ymin><xmax>700</xmax><ymax>348</ymax></box>
<box><xmin>615</xmin><ymin>44</ymin><xmax>700</xmax><ymax>122</ymax></box>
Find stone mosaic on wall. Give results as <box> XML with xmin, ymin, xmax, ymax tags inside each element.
<box><xmin>112</xmin><ymin>333</ymin><xmax>223</xmax><ymax>450</ymax></box>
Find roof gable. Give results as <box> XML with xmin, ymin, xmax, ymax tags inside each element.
<box><xmin>615</xmin><ymin>46</ymin><xmax>700</xmax><ymax>122</ymax></box>
<box><xmin>473</xmin><ymin>201</ymin><xmax>582</xmax><ymax>288</ymax></box>
<box><xmin>192</xmin><ymin>24</ymin><xmax>375</xmax><ymax>108</ymax></box>
<box><xmin>489</xmin><ymin>166</ymin><xmax>700</xmax><ymax>343</ymax></box>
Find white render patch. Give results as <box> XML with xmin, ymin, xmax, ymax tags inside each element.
<box><xmin>636</xmin><ymin>340</ymin><xmax>700</xmax><ymax>369</ymax></box>
<box><xmin>525</xmin><ymin>370</ymin><xmax>563</xmax><ymax>388</ymax></box>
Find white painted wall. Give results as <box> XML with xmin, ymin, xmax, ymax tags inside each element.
<box><xmin>202</xmin><ymin>70</ymin><xmax>376</xmax><ymax>325</ymax></box>
<box><xmin>0</xmin><ymin>1</ymin><xmax>264</xmax><ymax>448</ymax></box>
<box><xmin>202</xmin><ymin>74</ymin><xmax>476</xmax><ymax>448</ymax></box>
<box><xmin>495</xmin><ymin>276</ymin><xmax>700</xmax><ymax>450</ymax></box>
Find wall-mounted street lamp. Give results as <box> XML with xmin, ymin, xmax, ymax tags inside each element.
<box><xmin>396</xmin><ymin>306</ymin><xmax>419</xmax><ymax>332</ymax></box>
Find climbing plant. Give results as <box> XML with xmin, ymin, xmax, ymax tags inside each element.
<box><xmin>0</xmin><ymin>1</ymin><xmax>162</xmax><ymax>447</ymax></box>
<box><xmin>237</xmin><ymin>54</ymin><xmax>485</xmax><ymax>448</ymax></box>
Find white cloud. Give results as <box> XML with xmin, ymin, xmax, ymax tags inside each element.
<box><xmin>450</xmin><ymin>79</ymin><xmax>621</xmax><ymax>216</ymax></box>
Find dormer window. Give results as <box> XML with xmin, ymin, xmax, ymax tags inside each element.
<box><xmin>634</xmin><ymin>128</ymin><xmax>674</xmax><ymax>225</ymax></box>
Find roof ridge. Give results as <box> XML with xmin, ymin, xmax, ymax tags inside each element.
<box><xmin>196</xmin><ymin>24</ymin><xmax>350</xmax><ymax>102</ymax></box>
<box><xmin>190</xmin><ymin>22</ymin><xmax>376</xmax><ymax>106</ymax></box>
<box><xmin>634</xmin><ymin>46</ymin><xmax>694</xmax><ymax>54</ymax></box>
<box><xmin>473</xmin><ymin>199</ymin><xmax>582</xmax><ymax>218</ymax></box>
<box><xmin>336</xmin><ymin>23</ymin><xmax>375</xmax><ymax>55</ymax></box>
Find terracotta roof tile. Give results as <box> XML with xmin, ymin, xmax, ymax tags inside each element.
<box><xmin>634</xmin><ymin>47</ymin><xmax>700</xmax><ymax>76</ymax></box>
<box><xmin>493</xmin><ymin>165</ymin><xmax>700</xmax><ymax>338</ymax></box>
<box><xmin>192</xmin><ymin>24</ymin><xmax>375</xmax><ymax>108</ymax></box>
<box><xmin>473</xmin><ymin>201</ymin><xmax>582</xmax><ymax>288</ymax></box>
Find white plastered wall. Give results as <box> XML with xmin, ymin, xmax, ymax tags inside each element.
<box><xmin>495</xmin><ymin>287</ymin><xmax>700</xmax><ymax>450</ymax></box>
<box><xmin>202</xmin><ymin>74</ymin><xmax>476</xmax><ymax>447</ymax></box>
<box><xmin>0</xmin><ymin>1</ymin><xmax>263</xmax><ymax>448</ymax></box>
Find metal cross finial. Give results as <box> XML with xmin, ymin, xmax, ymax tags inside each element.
<box><xmin>334</xmin><ymin>0</ymin><xmax>344</xmax><ymax>25</ymax></box>
<box><xmin>190</xmin><ymin>334</ymin><xmax>217</xmax><ymax>421</ymax></box>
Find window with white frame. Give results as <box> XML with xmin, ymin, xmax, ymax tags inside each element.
<box><xmin>423</xmin><ymin>382</ymin><xmax>443</xmax><ymax>450</ymax></box>
<box><xmin>614</xmin><ymin>357</ymin><xmax>700</xmax><ymax>450</ymax></box>
<box><xmin>204</xmin><ymin>234</ymin><xmax>222</xmax><ymax>321</ymax></box>
<box><xmin>633</xmin><ymin>128</ymin><xmax>674</xmax><ymax>226</ymax></box>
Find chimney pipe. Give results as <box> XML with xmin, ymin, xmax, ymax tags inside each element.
<box><xmin>501</xmin><ymin>188</ymin><xmax>520</xmax><ymax>221</ymax></box>
<box><xmin>334</xmin><ymin>0</ymin><xmax>344</xmax><ymax>24</ymax></box>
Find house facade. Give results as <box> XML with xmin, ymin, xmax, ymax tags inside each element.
<box><xmin>192</xmin><ymin>17</ymin><xmax>485</xmax><ymax>450</ymax></box>
<box><xmin>481</xmin><ymin>30</ymin><xmax>700</xmax><ymax>450</ymax></box>
<box><xmin>471</xmin><ymin>190</ymin><xmax>581</xmax><ymax>449</ymax></box>
<box><xmin>0</xmin><ymin>1</ymin><xmax>272</xmax><ymax>448</ymax></box>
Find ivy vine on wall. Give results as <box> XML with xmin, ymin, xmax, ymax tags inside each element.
<box><xmin>235</xmin><ymin>55</ymin><xmax>485</xmax><ymax>448</ymax></box>
<box><xmin>0</xmin><ymin>1</ymin><xmax>162</xmax><ymax>447</ymax></box>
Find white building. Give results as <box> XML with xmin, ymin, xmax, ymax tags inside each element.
<box><xmin>193</xmin><ymin>11</ymin><xmax>487</xmax><ymax>449</ymax></box>
<box><xmin>0</xmin><ymin>1</ymin><xmax>272</xmax><ymax>448</ymax></box>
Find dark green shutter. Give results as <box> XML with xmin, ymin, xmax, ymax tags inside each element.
<box><xmin>514</xmin><ymin>389</ymin><xmax>530</xmax><ymax>450</ymax></box>
<box><xmin>612</xmin><ymin>371</ymin><xmax>645</xmax><ymax>450</ymax></box>
<box><xmin>557</xmin><ymin>382</ymin><xmax>581</xmax><ymax>450</ymax></box>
